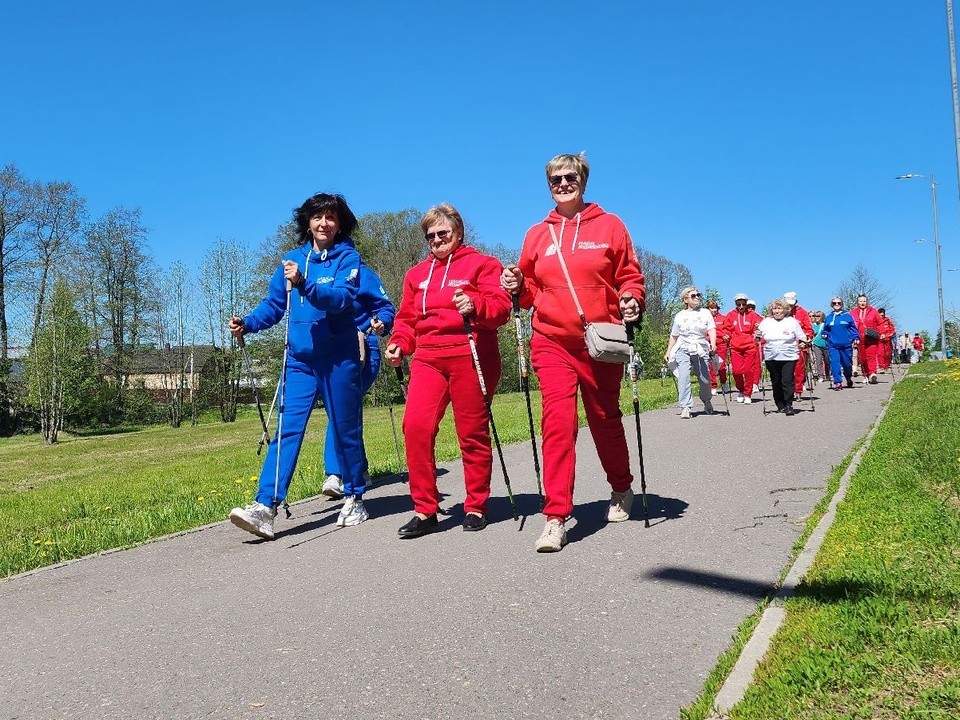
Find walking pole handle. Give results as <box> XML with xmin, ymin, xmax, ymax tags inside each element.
<box><xmin>394</xmin><ymin>364</ymin><xmax>404</xmax><ymax>384</ymax></box>
<box><xmin>511</xmin><ymin>293</ymin><xmax>522</xmax><ymax>315</ymax></box>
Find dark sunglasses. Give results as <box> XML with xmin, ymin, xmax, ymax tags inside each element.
<box><xmin>831</xmin><ymin>301</ymin><xmax>842</xmax><ymax>306</ymax></box>
<box><xmin>735</xmin><ymin>300</ymin><xmax>747</xmax><ymax>304</ymax></box>
<box><xmin>425</xmin><ymin>229</ymin><xmax>452</xmax><ymax>241</ymax></box>
<box><xmin>688</xmin><ymin>293</ymin><xmax>701</xmax><ymax>299</ymax></box>
<box><xmin>549</xmin><ymin>173</ymin><xmax>579</xmax><ymax>187</ymax></box>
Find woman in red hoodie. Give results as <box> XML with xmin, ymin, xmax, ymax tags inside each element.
<box><xmin>853</xmin><ymin>294</ymin><xmax>882</xmax><ymax>383</ymax></box>
<box><xmin>501</xmin><ymin>153</ymin><xmax>644</xmax><ymax>553</ymax></box>
<box><xmin>386</xmin><ymin>204</ymin><xmax>511</xmax><ymax>537</ymax></box>
<box><xmin>876</xmin><ymin>308</ymin><xmax>896</xmax><ymax>371</ymax></box>
<box><xmin>725</xmin><ymin>294</ymin><xmax>763</xmax><ymax>403</ymax></box>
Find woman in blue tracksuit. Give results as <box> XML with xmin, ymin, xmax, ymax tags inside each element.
<box><xmin>321</xmin><ymin>263</ymin><xmax>396</xmax><ymax>498</ymax></box>
<box><xmin>821</xmin><ymin>296</ymin><xmax>860</xmax><ymax>391</ymax></box>
<box><xmin>228</xmin><ymin>192</ymin><xmax>366</xmax><ymax>539</ymax></box>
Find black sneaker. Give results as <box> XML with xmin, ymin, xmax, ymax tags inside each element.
<box><xmin>398</xmin><ymin>514</ymin><xmax>438</xmax><ymax>538</ymax></box>
<box><xmin>784</xmin><ymin>407</ymin><xmax>797</xmax><ymax>416</ymax></box>
<box><xmin>462</xmin><ymin>513</ymin><xmax>488</xmax><ymax>532</ymax></box>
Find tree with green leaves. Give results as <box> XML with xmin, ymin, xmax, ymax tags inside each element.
<box><xmin>835</xmin><ymin>263</ymin><xmax>893</xmax><ymax>314</ymax></box>
<box><xmin>25</xmin><ymin>279</ymin><xmax>96</xmax><ymax>443</ymax></box>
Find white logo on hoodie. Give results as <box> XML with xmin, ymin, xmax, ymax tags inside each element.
<box><xmin>545</xmin><ymin>244</ymin><xmax>557</xmax><ymax>257</ymax></box>
<box><xmin>448</xmin><ymin>279</ymin><xmax>469</xmax><ymax>288</ymax></box>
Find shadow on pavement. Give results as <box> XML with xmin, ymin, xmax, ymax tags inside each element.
<box><xmin>642</xmin><ymin>566</ymin><xmax>773</xmax><ymax>599</ymax></box>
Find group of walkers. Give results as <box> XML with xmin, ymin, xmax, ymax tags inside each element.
<box><xmin>225</xmin><ymin>151</ymin><xmax>909</xmax><ymax>553</ymax></box>
<box><xmin>665</xmin><ymin>289</ymin><xmax>906</xmax><ymax>418</ymax></box>
<box><xmin>228</xmin><ymin>153</ymin><xmax>643</xmax><ymax>553</ymax></box>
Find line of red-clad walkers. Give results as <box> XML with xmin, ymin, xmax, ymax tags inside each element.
<box><xmin>705</xmin><ymin>292</ymin><xmax>901</xmax><ymax>404</ymax></box>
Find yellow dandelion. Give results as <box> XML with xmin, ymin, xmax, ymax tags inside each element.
<box><xmin>33</xmin><ymin>539</ymin><xmax>41</xmax><ymax>545</ymax></box>
<box><xmin>197</xmin><ymin>495</ymin><xmax>205</xmax><ymax>502</ymax></box>
<box><xmin>44</xmin><ymin>540</ymin><xmax>53</xmax><ymax>546</ymax></box>
<box><xmin>39</xmin><ymin>551</ymin><xmax>47</xmax><ymax>557</ymax></box>
<box><xmin>249</xmin><ymin>475</ymin><xmax>257</xmax><ymax>482</ymax></box>
<box><xmin>235</xmin><ymin>478</ymin><xmax>243</xmax><ymax>484</ymax></box>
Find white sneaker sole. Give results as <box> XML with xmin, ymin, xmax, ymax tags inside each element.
<box><xmin>229</xmin><ymin>510</ymin><xmax>274</xmax><ymax>540</ymax></box>
<box><xmin>336</xmin><ymin>511</ymin><xmax>369</xmax><ymax>527</ymax></box>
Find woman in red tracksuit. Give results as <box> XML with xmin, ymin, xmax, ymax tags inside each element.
<box><xmin>501</xmin><ymin>152</ymin><xmax>644</xmax><ymax>553</ymax></box>
<box><xmin>877</xmin><ymin>308</ymin><xmax>896</xmax><ymax>371</ymax></box>
<box><xmin>783</xmin><ymin>292</ymin><xmax>813</xmax><ymax>397</ymax></box>
<box><xmin>853</xmin><ymin>294</ymin><xmax>882</xmax><ymax>383</ymax></box>
<box><xmin>386</xmin><ymin>204</ymin><xmax>511</xmax><ymax>537</ymax></box>
<box><xmin>706</xmin><ymin>300</ymin><xmax>729</xmax><ymax>393</ymax></box>
<box><xmin>725</xmin><ymin>294</ymin><xmax>763</xmax><ymax>403</ymax></box>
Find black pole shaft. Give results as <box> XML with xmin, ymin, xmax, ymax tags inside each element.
<box><xmin>463</xmin><ymin>315</ymin><xmax>517</xmax><ymax>520</ymax></box>
<box><xmin>626</xmin><ymin>322</ymin><xmax>649</xmax><ymax>527</ymax></box>
<box><xmin>512</xmin><ymin>294</ymin><xmax>543</xmax><ymax>503</ymax></box>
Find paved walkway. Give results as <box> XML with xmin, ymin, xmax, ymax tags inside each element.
<box><xmin>1</xmin><ymin>374</ymin><xmax>895</xmax><ymax>720</ymax></box>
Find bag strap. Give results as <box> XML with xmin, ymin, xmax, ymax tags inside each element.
<box><xmin>549</xmin><ymin>225</ymin><xmax>588</xmax><ymax>328</ymax></box>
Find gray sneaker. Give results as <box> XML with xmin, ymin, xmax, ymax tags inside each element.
<box><xmin>229</xmin><ymin>502</ymin><xmax>276</xmax><ymax>540</ymax></box>
<box><xmin>336</xmin><ymin>496</ymin><xmax>369</xmax><ymax>527</ymax></box>
<box><xmin>322</xmin><ymin>474</ymin><xmax>344</xmax><ymax>499</ymax></box>
<box><xmin>535</xmin><ymin>519</ymin><xmax>567</xmax><ymax>552</ymax></box>
<box><xmin>608</xmin><ymin>488</ymin><xmax>634</xmax><ymax>522</ymax></box>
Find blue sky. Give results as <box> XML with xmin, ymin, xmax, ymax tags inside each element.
<box><xmin>3</xmin><ymin>1</ymin><xmax>958</xmax><ymax>338</ymax></box>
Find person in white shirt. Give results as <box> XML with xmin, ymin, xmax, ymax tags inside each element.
<box><xmin>665</xmin><ymin>286</ymin><xmax>716</xmax><ymax>419</ymax></box>
<box><xmin>755</xmin><ymin>299</ymin><xmax>808</xmax><ymax>416</ymax></box>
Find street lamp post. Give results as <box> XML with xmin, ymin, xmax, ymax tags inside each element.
<box><xmin>896</xmin><ymin>173</ymin><xmax>948</xmax><ymax>358</ymax></box>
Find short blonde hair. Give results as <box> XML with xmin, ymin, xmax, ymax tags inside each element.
<box><xmin>545</xmin><ymin>152</ymin><xmax>590</xmax><ymax>188</ymax></box>
<box><xmin>420</xmin><ymin>203</ymin><xmax>464</xmax><ymax>240</ymax></box>
<box><xmin>680</xmin><ymin>286</ymin><xmax>699</xmax><ymax>306</ymax></box>
<box><xmin>769</xmin><ymin>299</ymin><xmax>787</xmax><ymax>312</ymax></box>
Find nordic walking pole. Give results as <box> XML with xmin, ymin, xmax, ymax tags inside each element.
<box><xmin>462</xmin><ymin>313</ymin><xmax>518</xmax><ymax>521</ymax></box>
<box><xmin>391</xmin><ymin>362</ymin><xmax>407</xmax><ymax>482</ymax></box>
<box><xmin>718</xmin><ymin>348</ymin><xmax>732</xmax><ymax>417</ymax></box>
<box><xmin>237</xmin><ymin>334</ymin><xmax>271</xmax><ymax>455</ymax></box>
<box><xmin>511</xmin><ymin>293</ymin><xmax>543</xmax><ymax>505</ymax></box>
<box><xmin>804</xmin><ymin>346</ymin><xmax>817</xmax><ymax>412</ymax></box>
<box><xmin>274</xmin><ymin>278</ymin><xmax>292</xmax><ymax>511</ymax></box>
<box><xmin>625</xmin><ymin>321</ymin><xmax>650</xmax><ymax>528</ymax></box>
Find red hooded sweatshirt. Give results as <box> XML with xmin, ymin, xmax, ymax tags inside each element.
<box><xmin>791</xmin><ymin>304</ymin><xmax>814</xmax><ymax>338</ymax></box>
<box><xmin>391</xmin><ymin>244</ymin><xmax>510</xmax><ymax>359</ymax></box>
<box><xmin>725</xmin><ymin>308</ymin><xmax>764</xmax><ymax>351</ymax></box>
<box><xmin>853</xmin><ymin>305</ymin><xmax>881</xmax><ymax>343</ymax></box>
<box><xmin>516</xmin><ymin>203</ymin><xmax>645</xmax><ymax>347</ymax></box>
<box><xmin>878</xmin><ymin>314</ymin><xmax>896</xmax><ymax>340</ymax></box>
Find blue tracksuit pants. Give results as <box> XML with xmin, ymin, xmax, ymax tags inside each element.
<box><xmin>324</xmin><ymin>343</ymin><xmax>379</xmax><ymax>477</ymax></box>
<box><xmin>255</xmin><ymin>349</ymin><xmax>364</xmax><ymax>506</ymax></box>
<box><xmin>827</xmin><ymin>345</ymin><xmax>854</xmax><ymax>384</ymax></box>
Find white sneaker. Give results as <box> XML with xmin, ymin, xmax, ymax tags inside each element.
<box><xmin>229</xmin><ymin>502</ymin><xmax>276</xmax><ymax>540</ymax></box>
<box><xmin>608</xmin><ymin>488</ymin><xmax>634</xmax><ymax>522</ymax></box>
<box><xmin>680</xmin><ymin>407</ymin><xmax>691</xmax><ymax>419</ymax></box>
<box><xmin>743</xmin><ymin>396</ymin><xmax>753</xmax><ymax>404</ymax></box>
<box><xmin>336</xmin><ymin>496</ymin><xmax>368</xmax><ymax>527</ymax></box>
<box><xmin>711</xmin><ymin>388</ymin><xmax>718</xmax><ymax>396</ymax></box>
<box><xmin>703</xmin><ymin>401</ymin><xmax>714</xmax><ymax>414</ymax></box>
<box><xmin>869</xmin><ymin>373</ymin><xmax>878</xmax><ymax>384</ymax></box>
<box><xmin>535</xmin><ymin>519</ymin><xmax>567</xmax><ymax>552</ymax></box>
<box><xmin>322</xmin><ymin>474</ymin><xmax>344</xmax><ymax>499</ymax></box>
<box><xmin>752</xmin><ymin>384</ymin><xmax>760</xmax><ymax>394</ymax></box>
<box><xmin>736</xmin><ymin>394</ymin><xmax>745</xmax><ymax>403</ymax></box>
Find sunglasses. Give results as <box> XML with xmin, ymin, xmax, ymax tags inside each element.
<box><xmin>549</xmin><ymin>173</ymin><xmax>579</xmax><ymax>187</ymax></box>
<box><xmin>831</xmin><ymin>301</ymin><xmax>842</xmax><ymax>306</ymax></box>
<box><xmin>688</xmin><ymin>293</ymin><xmax>701</xmax><ymax>299</ymax></box>
<box><xmin>425</xmin><ymin>229</ymin><xmax>452</xmax><ymax>241</ymax></box>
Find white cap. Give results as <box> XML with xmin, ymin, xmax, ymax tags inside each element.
<box><xmin>783</xmin><ymin>291</ymin><xmax>798</xmax><ymax>305</ymax></box>
<box><xmin>747</xmin><ymin>298</ymin><xmax>756</xmax><ymax>306</ymax></box>
<box><xmin>734</xmin><ymin>292</ymin><xmax>748</xmax><ymax>301</ymax></box>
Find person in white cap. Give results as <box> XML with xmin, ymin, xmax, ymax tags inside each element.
<box><xmin>783</xmin><ymin>291</ymin><xmax>813</xmax><ymax>399</ymax></box>
<box><xmin>723</xmin><ymin>293</ymin><xmax>763</xmax><ymax>403</ymax></box>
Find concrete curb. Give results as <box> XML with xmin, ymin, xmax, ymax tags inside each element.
<box><xmin>709</xmin><ymin>381</ymin><xmax>897</xmax><ymax>717</ymax></box>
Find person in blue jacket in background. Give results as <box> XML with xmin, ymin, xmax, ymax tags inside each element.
<box><xmin>228</xmin><ymin>192</ymin><xmax>366</xmax><ymax>539</ymax></box>
<box><xmin>321</xmin><ymin>263</ymin><xmax>395</xmax><ymax>498</ymax></box>
<box><xmin>821</xmin><ymin>296</ymin><xmax>860</xmax><ymax>391</ymax></box>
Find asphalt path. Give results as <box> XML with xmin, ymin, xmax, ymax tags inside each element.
<box><xmin>1</xmin><ymin>372</ymin><xmax>895</xmax><ymax>720</ymax></box>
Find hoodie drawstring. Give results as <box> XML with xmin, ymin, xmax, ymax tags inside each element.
<box><xmin>421</xmin><ymin>253</ymin><xmax>453</xmax><ymax>317</ymax></box>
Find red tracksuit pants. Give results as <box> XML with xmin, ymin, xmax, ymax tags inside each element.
<box><xmin>709</xmin><ymin>343</ymin><xmax>729</xmax><ymax>389</ymax></box>
<box><xmin>859</xmin><ymin>340</ymin><xmax>879</xmax><ymax>376</ymax></box>
<box><xmin>879</xmin><ymin>341</ymin><xmax>893</xmax><ymax>369</ymax></box>
<box><xmin>793</xmin><ymin>347</ymin><xmax>810</xmax><ymax>395</ymax></box>
<box><xmin>730</xmin><ymin>345</ymin><xmax>760</xmax><ymax>397</ymax></box>
<box><xmin>403</xmin><ymin>351</ymin><xmax>501</xmax><ymax>517</ymax></box>
<box><xmin>531</xmin><ymin>333</ymin><xmax>633</xmax><ymax>521</ymax></box>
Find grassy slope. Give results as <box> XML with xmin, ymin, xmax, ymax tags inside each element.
<box><xmin>1</xmin><ymin>379</ymin><xmax>676</xmax><ymax>577</ymax></box>
<box><xmin>688</xmin><ymin>361</ymin><xmax>960</xmax><ymax>719</ymax></box>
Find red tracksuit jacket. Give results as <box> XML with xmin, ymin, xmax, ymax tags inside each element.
<box><xmin>516</xmin><ymin>202</ymin><xmax>644</xmax><ymax>346</ymax></box>
<box><xmin>853</xmin><ymin>305</ymin><xmax>881</xmax><ymax>342</ymax></box>
<box><xmin>725</xmin><ymin>309</ymin><xmax>763</xmax><ymax>351</ymax></box>
<box><xmin>391</xmin><ymin>245</ymin><xmax>510</xmax><ymax>359</ymax></box>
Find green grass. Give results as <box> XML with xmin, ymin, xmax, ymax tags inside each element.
<box><xmin>686</xmin><ymin>360</ymin><xmax>960</xmax><ymax>719</ymax></box>
<box><xmin>0</xmin><ymin>377</ymin><xmax>676</xmax><ymax>577</ymax></box>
